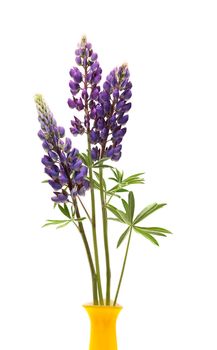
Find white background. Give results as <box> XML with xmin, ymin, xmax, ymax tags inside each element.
<box><xmin>0</xmin><ymin>0</ymin><xmax>217</xmax><ymax>349</ymax></box>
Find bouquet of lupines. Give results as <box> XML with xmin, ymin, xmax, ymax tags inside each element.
<box><xmin>35</xmin><ymin>36</ymin><xmax>172</xmax><ymax>306</ymax></box>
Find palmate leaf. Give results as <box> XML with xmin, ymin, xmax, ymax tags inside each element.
<box><xmin>106</xmin><ymin>204</ymin><xmax>130</xmax><ymax>224</ymax></box>
<box><xmin>110</xmin><ymin>168</ymin><xmax>124</xmax><ymax>182</ymax></box>
<box><xmin>56</xmin><ymin>221</ymin><xmax>71</xmax><ymax>229</ymax></box>
<box><xmin>115</xmin><ymin>188</ymin><xmax>128</xmax><ymax>193</ymax></box>
<box><xmin>121</xmin><ymin>198</ymin><xmax>129</xmax><ymax>217</ymax></box>
<box><xmin>108</xmin><ymin>217</ymin><xmax>122</xmax><ymax>222</ymax></box>
<box><xmin>93</xmin><ymin>171</ymin><xmax>106</xmax><ymax>190</ymax></box>
<box><xmin>58</xmin><ymin>204</ymin><xmax>71</xmax><ymax>219</ymax></box>
<box><xmin>110</xmin><ymin>169</ymin><xmax>144</xmax><ymax>185</ymax></box>
<box><xmin>42</xmin><ymin>220</ymin><xmax>70</xmax><ymax>228</ymax></box>
<box><xmin>93</xmin><ymin>157</ymin><xmax>113</xmax><ymax>169</ymax></box>
<box><xmin>128</xmin><ymin>191</ymin><xmax>135</xmax><ymax>222</ymax></box>
<box><xmin>135</xmin><ymin>226</ymin><xmax>172</xmax><ymax>236</ymax></box>
<box><xmin>110</xmin><ymin>195</ymin><xmax>171</xmax><ymax>249</ymax></box>
<box><xmin>91</xmin><ymin>178</ymin><xmax>100</xmax><ymax>190</ymax></box>
<box><xmin>106</xmin><ymin>191</ymin><xmax>122</xmax><ymax>199</ymax></box>
<box><xmin>106</xmin><ymin>188</ymin><xmax>128</xmax><ymax>198</ymax></box>
<box><xmin>133</xmin><ymin>226</ymin><xmax>159</xmax><ymax>246</ymax></box>
<box><xmin>108</xmin><ymin>177</ymin><xmax>118</xmax><ymax>182</ymax></box>
<box><xmin>94</xmin><ymin>165</ymin><xmax>113</xmax><ymax>169</ymax></box>
<box><xmin>117</xmin><ymin>227</ymin><xmax>130</xmax><ymax>248</ymax></box>
<box><xmin>42</xmin><ymin>215</ymin><xmax>86</xmax><ymax>229</ymax></box>
<box><xmin>124</xmin><ymin>172</ymin><xmax>145</xmax><ymax>185</ymax></box>
<box><xmin>74</xmin><ymin>217</ymin><xmax>86</xmax><ymax>222</ymax></box>
<box><xmin>79</xmin><ymin>152</ymin><xmax>92</xmax><ymax>167</ymax></box>
<box><xmin>133</xmin><ymin>203</ymin><xmax>167</xmax><ymax>225</ymax></box>
<box><xmin>108</xmin><ymin>169</ymin><xmax>145</xmax><ymax>196</ymax></box>
<box><xmin>106</xmin><ymin>204</ymin><xmax>125</xmax><ymax>223</ymax></box>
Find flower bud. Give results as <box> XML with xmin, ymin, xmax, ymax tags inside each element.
<box><xmin>91</xmin><ymin>52</ymin><xmax>98</xmax><ymax>61</ymax></box>
<box><xmin>91</xmin><ymin>146</ymin><xmax>100</xmax><ymax>161</ymax></box>
<box><xmin>58</xmin><ymin>126</ymin><xmax>65</xmax><ymax>137</ymax></box>
<box><xmin>68</xmin><ymin>98</ymin><xmax>76</xmax><ymax>109</ymax></box>
<box><xmin>48</xmin><ymin>180</ymin><xmax>62</xmax><ymax>190</ymax></box>
<box><xmin>51</xmin><ymin>192</ymin><xmax>68</xmax><ymax>203</ymax></box>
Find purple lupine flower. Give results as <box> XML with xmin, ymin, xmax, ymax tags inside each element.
<box><xmin>67</xmin><ymin>37</ymin><xmax>132</xmax><ymax>162</ymax></box>
<box><xmin>89</xmin><ymin>64</ymin><xmax>132</xmax><ymax>161</ymax></box>
<box><xmin>35</xmin><ymin>94</ymin><xmax>89</xmax><ymax>202</ymax></box>
<box><xmin>70</xmin><ymin>116</ymin><xmax>85</xmax><ymax>136</ymax></box>
<box><xmin>51</xmin><ymin>192</ymin><xmax>68</xmax><ymax>203</ymax></box>
<box><xmin>91</xmin><ymin>146</ymin><xmax>100</xmax><ymax>161</ymax></box>
<box><xmin>68</xmin><ymin>36</ymin><xmax>102</xmax><ymax>136</ymax></box>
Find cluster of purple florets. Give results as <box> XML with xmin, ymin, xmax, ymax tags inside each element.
<box><xmin>35</xmin><ymin>95</ymin><xmax>89</xmax><ymax>203</ymax></box>
<box><xmin>36</xmin><ymin>37</ymin><xmax>132</xmax><ymax>201</ymax></box>
<box><xmin>67</xmin><ymin>36</ymin><xmax>132</xmax><ymax>161</ymax></box>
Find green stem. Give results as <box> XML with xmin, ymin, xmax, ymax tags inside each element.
<box><xmin>99</xmin><ymin>167</ymin><xmax>111</xmax><ymax>305</ymax></box>
<box><xmin>106</xmin><ymin>194</ymin><xmax>114</xmax><ymax>205</ymax></box>
<box><xmin>113</xmin><ymin>227</ymin><xmax>132</xmax><ymax>305</ymax></box>
<box><xmin>83</xmin><ymin>60</ymin><xmax>103</xmax><ymax>305</ymax></box>
<box><xmin>87</xmin><ymin>140</ymin><xmax>104</xmax><ymax>305</ymax></box>
<box><xmin>73</xmin><ymin>198</ymin><xmax>98</xmax><ymax>305</ymax></box>
<box><xmin>77</xmin><ymin>196</ymin><xmax>92</xmax><ymax>223</ymax></box>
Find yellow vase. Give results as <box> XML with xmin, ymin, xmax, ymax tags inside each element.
<box><xmin>83</xmin><ymin>304</ymin><xmax>122</xmax><ymax>350</ymax></box>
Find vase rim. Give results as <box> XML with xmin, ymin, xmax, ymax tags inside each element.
<box><xmin>83</xmin><ymin>303</ymin><xmax>122</xmax><ymax>309</ymax></box>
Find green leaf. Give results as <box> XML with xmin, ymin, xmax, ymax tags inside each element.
<box><xmin>56</xmin><ymin>221</ymin><xmax>71</xmax><ymax>229</ymax></box>
<box><xmin>133</xmin><ymin>226</ymin><xmax>159</xmax><ymax>246</ymax></box>
<box><xmin>117</xmin><ymin>227</ymin><xmax>130</xmax><ymax>248</ymax></box>
<box><xmin>124</xmin><ymin>172</ymin><xmax>145</xmax><ymax>184</ymax></box>
<box><xmin>121</xmin><ymin>198</ymin><xmax>129</xmax><ymax>215</ymax></box>
<box><xmin>89</xmin><ymin>178</ymin><xmax>100</xmax><ymax>190</ymax></box>
<box><xmin>93</xmin><ymin>171</ymin><xmax>100</xmax><ymax>181</ymax></box>
<box><xmin>41</xmin><ymin>179</ymin><xmax>49</xmax><ymax>183</ymax></box>
<box><xmin>107</xmin><ymin>184</ymin><xmax>120</xmax><ymax>193</ymax></box>
<box><xmin>106</xmin><ymin>191</ymin><xmax>122</xmax><ymax>199</ymax></box>
<box><xmin>106</xmin><ymin>204</ymin><xmax>125</xmax><ymax>223</ymax></box>
<box><xmin>133</xmin><ymin>203</ymin><xmax>167</xmax><ymax>225</ymax></box>
<box><xmin>106</xmin><ymin>204</ymin><xmax>130</xmax><ymax>224</ymax></box>
<box><xmin>93</xmin><ymin>157</ymin><xmax>111</xmax><ymax>168</ymax></box>
<box><xmin>79</xmin><ymin>152</ymin><xmax>92</xmax><ymax>167</ymax></box>
<box><xmin>128</xmin><ymin>191</ymin><xmax>135</xmax><ymax>222</ymax></box>
<box><xmin>47</xmin><ymin>220</ymin><xmax>68</xmax><ymax>223</ymax></box>
<box><xmin>115</xmin><ymin>188</ymin><xmax>129</xmax><ymax>193</ymax></box>
<box><xmin>122</xmin><ymin>173</ymin><xmax>144</xmax><ymax>186</ymax></box>
<box><xmin>108</xmin><ymin>177</ymin><xmax>119</xmax><ymax>182</ymax></box>
<box><xmin>64</xmin><ymin>203</ymin><xmax>71</xmax><ymax>218</ymax></box>
<box><xmin>134</xmin><ymin>227</ymin><xmax>166</xmax><ymax>237</ymax></box>
<box><xmin>125</xmin><ymin>179</ymin><xmax>144</xmax><ymax>185</ymax></box>
<box><xmin>42</xmin><ymin>220</ymin><xmax>68</xmax><ymax>228</ymax></box>
<box><xmin>108</xmin><ymin>170</ymin><xmax>144</xmax><ymax>194</ymax></box>
<box><xmin>93</xmin><ymin>171</ymin><xmax>106</xmax><ymax>190</ymax></box>
<box><xmin>111</xmin><ymin>168</ymin><xmax>123</xmax><ymax>182</ymax></box>
<box><xmin>42</xmin><ymin>223</ymin><xmax>55</xmax><ymax>228</ymax></box>
<box><xmin>137</xmin><ymin>227</ymin><xmax>172</xmax><ymax>235</ymax></box>
<box><xmin>58</xmin><ymin>204</ymin><xmax>71</xmax><ymax>219</ymax></box>
<box><xmin>108</xmin><ymin>217</ymin><xmax>122</xmax><ymax>222</ymax></box>
<box><xmin>94</xmin><ymin>164</ymin><xmax>113</xmax><ymax>169</ymax></box>
<box><xmin>118</xmin><ymin>169</ymin><xmax>124</xmax><ymax>182</ymax></box>
<box><xmin>108</xmin><ymin>183</ymin><xmax>124</xmax><ymax>192</ymax></box>
<box><xmin>74</xmin><ymin>217</ymin><xmax>86</xmax><ymax>222</ymax></box>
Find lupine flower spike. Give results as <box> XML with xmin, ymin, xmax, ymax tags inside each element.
<box><xmin>68</xmin><ymin>36</ymin><xmax>132</xmax><ymax>161</ymax></box>
<box><xmin>35</xmin><ymin>94</ymin><xmax>89</xmax><ymax>202</ymax></box>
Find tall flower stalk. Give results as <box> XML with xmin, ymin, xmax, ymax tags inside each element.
<box><xmin>35</xmin><ymin>94</ymin><xmax>98</xmax><ymax>303</ymax></box>
<box><xmin>99</xmin><ymin>166</ymin><xmax>111</xmax><ymax>304</ymax></box>
<box><xmin>35</xmin><ymin>36</ymin><xmax>172</xmax><ymax>306</ymax></box>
